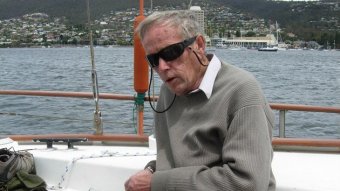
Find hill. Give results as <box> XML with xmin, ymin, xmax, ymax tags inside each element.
<box><xmin>0</xmin><ymin>0</ymin><xmax>338</xmax><ymax>26</ymax></box>
<box><xmin>0</xmin><ymin>0</ymin><xmax>188</xmax><ymax>23</ymax></box>
<box><xmin>0</xmin><ymin>0</ymin><xmax>339</xmax><ymax>46</ymax></box>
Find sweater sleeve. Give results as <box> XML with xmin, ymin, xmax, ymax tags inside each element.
<box><xmin>151</xmin><ymin>104</ymin><xmax>274</xmax><ymax>191</ymax></box>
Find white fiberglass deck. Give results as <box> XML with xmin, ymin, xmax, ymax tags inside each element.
<box><xmin>273</xmin><ymin>151</ymin><xmax>340</xmax><ymax>191</ymax></box>
<box><xmin>1</xmin><ymin>138</ymin><xmax>340</xmax><ymax>191</ymax></box>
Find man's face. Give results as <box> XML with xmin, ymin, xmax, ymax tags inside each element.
<box><xmin>142</xmin><ymin>25</ymin><xmax>203</xmax><ymax>96</ymax></box>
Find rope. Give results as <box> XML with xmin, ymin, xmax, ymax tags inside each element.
<box><xmin>47</xmin><ymin>150</ymin><xmax>156</xmax><ymax>190</ymax></box>
<box><xmin>86</xmin><ymin>0</ymin><xmax>103</xmax><ymax>134</ymax></box>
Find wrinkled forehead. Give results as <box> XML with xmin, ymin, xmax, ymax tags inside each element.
<box><xmin>136</xmin><ymin>10</ymin><xmax>199</xmax><ymax>40</ymax></box>
<box><xmin>141</xmin><ymin>25</ymin><xmax>183</xmax><ymax>54</ymax></box>
<box><xmin>143</xmin><ymin>20</ymin><xmax>184</xmax><ymax>39</ymax></box>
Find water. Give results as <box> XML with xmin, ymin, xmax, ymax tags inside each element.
<box><xmin>0</xmin><ymin>47</ymin><xmax>339</xmax><ymax>138</ymax></box>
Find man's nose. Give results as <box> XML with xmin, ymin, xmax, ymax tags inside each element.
<box><xmin>157</xmin><ymin>58</ymin><xmax>170</xmax><ymax>71</ymax></box>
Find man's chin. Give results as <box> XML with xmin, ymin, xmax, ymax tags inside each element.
<box><xmin>169</xmin><ymin>88</ymin><xmax>185</xmax><ymax>96</ymax></box>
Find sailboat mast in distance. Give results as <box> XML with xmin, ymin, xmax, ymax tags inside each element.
<box><xmin>188</xmin><ymin>0</ymin><xmax>193</xmax><ymax>9</ymax></box>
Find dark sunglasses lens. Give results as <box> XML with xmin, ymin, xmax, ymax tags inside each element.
<box><xmin>146</xmin><ymin>37</ymin><xmax>194</xmax><ymax>68</ymax></box>
<box><xmin>159</xmin><ymin>43</ymin><xmax>185</xmax><ymax>61</ymax></box>
<box><xmin>146</xmin><ymin>54</ymin><xmax>159</xmax><ymax>67</ymax></box>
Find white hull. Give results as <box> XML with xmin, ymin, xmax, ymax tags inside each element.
<box><xmin>258</xmin><ymin>47</ymin><xmax>278</xmax><ymax>51</ymax></box>
<box><xmin>2</xmin><ymin>137</ymin><xmax>339</xmax><ymax>191</ymax></box>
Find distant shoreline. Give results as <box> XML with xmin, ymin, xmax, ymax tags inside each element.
<box><xmin>0</xmin><ymin>44</ymin><xmax>132</xmax><ymax>48</ymax></box>
<box><xmin>1</xmin><ymin>46</ymin><xmax>339</xmax><ymax>51</ymax></box>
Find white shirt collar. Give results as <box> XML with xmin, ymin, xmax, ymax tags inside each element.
<box><xmin>191</xmin><ymin>54</ymin><xmax>221</xmax><ymax>99</ymax></box>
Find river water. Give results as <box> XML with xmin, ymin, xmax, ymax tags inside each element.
<box><xmin>0</xmin><ymin>47</ymin><xmax>339</xmax><ymax>138</ymax></box>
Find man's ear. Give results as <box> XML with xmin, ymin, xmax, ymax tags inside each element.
<box><xmin>196</xmin><ymin>35</ymin><xmax>206</xmax><ymax>53</ymax></box>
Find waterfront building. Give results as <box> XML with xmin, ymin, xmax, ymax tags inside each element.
<box><xmin>189</xmin><ymin>6</ymin><xmax>211</xmax><ymax>46</ymax></box>
<box><xmin>189</xmin><ymin>6</ymin><xmax>205</xmax><ymax>35</ymax></box>
<box><xmin>211</xmin><ymin>34</ymin><xmax>278</xmax><ymax>48</ymax></box>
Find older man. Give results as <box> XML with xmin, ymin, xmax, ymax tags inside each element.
<box><xmin>125</xmin><ymin>10</ymin><xmax>276</xmax><ymax>191</ymax></box>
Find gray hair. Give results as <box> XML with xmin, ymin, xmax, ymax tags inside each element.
<box><xmin>136</xmin><ymin>10</ymin><xmax>203</xmax><ymax>41</ymax></box>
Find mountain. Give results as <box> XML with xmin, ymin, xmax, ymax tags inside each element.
<box><xmin>0</xmin><ymin>0</ymin><xmax>188</xmax><ymax>23</ymax></box>
<box><xmin>0</xmin><ymin>0</ymin><xmax>132</xmax><ymax>23</ymax></box>
<box><xmin>0</xmin><ymin>0</ymin><xmax>339</xmax><ymax>45</ymax></box>
<box><xmin>221</xmin><ymin>0</ymin><xmax>340</xmax><ymax>28</ymax></box>
<box><xmin>0</xmin><ymin>0</ymin><xmax>338</xmax><ymax>26</ymax></box>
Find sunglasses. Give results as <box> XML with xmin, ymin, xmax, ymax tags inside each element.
<box><xmin>146</xmin><ymin>36</ymin><xmax>197</xmax><ymax>68</ymax></box>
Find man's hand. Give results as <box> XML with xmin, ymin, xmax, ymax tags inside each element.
<box><xmin>124</xmin><ymin>169</ymin><xmax>153</xmax><ymax>191</ymax></box>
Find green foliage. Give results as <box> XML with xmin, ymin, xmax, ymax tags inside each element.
<box><xmin>245</xmin><ymin>31</ymin><xmax>256</xmax><ymax>37</ymax></box>
<box><xmin>0</xmin><ymin>0</ymin><xmax>185</xmax><ymax>23</ymax></box>
<box><xmin>235</xmin><ymin>30</ymin><xmax>241</xmax><ymax>37</ymax></box>
<box><xmin>219</xmin><ymin>0</ymin><xmax>339</xmax><ymax>47</ymax></box>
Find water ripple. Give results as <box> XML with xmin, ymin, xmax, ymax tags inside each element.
<box><xmin>0</xmin><ymin>47</ymin><xmax>339</xmax><ymax>138</ymax></box>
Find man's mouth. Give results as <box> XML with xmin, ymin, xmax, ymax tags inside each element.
<box><xmin>166</xmin><ymin>77</ymin><xmax>176</xmax><ymax>83</ymax></box>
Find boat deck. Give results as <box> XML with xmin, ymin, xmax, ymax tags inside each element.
<box><xmin>8</xmin><ymin>142</ymin><xmax>156</xmax><ymax>191</ymax></box>
<box><xmin>2</xmin><ymin>138</ymin><xmax>339</xmax><ymax>191</ymax></box>
<box><xmin>273</xmin><ymin>151</ymin><xmax>340</xmax><ymax>191</ymax></box>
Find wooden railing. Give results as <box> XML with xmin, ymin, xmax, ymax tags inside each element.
<box><xmin>270</xmin><ymin>103</ymin><xmax>340</xmax><ymax>138</ymax></box>
<box><xmin>1</xmin><ymin>90</ymin><xmax>339</xmax><ymax>151</ymax></box>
